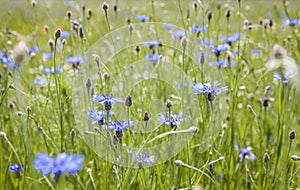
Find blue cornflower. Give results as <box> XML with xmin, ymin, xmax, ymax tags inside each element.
<box><xmin>60</xmin><ymin>31</ymin><xmax>70</xmax><ymax>39</ymax></box>
<box><xmin>93</xmin><ymin>94</ymin><xmax>123</xmax><ymax>111</ymax></box>
<box><xmin>206</xmin><ymin>43</ymin><xmax>230</xmax><ymax>57</ymax></box>
<box><xmin>106</xmin><ymin>120</ymin><xmax>132</xmax><ymax>132</ymax></box>
<box><xmin>43</xmin><ymin>66</ymin><xmax>63</xmax><ymax>75</ymax></box>
<box><xmin>42</xmin><ymin>52</ymin><xmax>52</xmax><ymax>61</ymax></box>
<box><xmin>26</xmin><ymin>45</ymin><xmax>40</xmax><ymax>56</ymax></box>
<box><xmin>239</xmin><ymin>147</ymin><xmax>256</xmax><ymax>162</ymax></box>
<box><xmin>273</xmin><ymin>71</ymin><xmax>295</xmax><ymax>84</ymax></box>
<box><xmin>0</xmin><ymin>51</ymin><xmax>21</xmax><ymax>70</ymax></box>
<box><xmin>145</xmin><ymin>53</ymin><xmax>161</xmax><ymax>63</ymax></box>
<box><xmin>66</xmin><ymin>56</ymin><xmax>87</xmax><ymax>66</ymax></box>
<box><xmin>34</xmin><ymin>78</ymin><xmax>48</xmax><ymax>86</ymax></box>
<box><xmin>191</xmin><ymin>25</ymin><xmax>207</xmax><ymax>33</ymax></box>
<box><xmin>283</xmin><ymin>18</ymin><xmax>300</xmax><ymax>27</ymax></box>
<box><xmin>251</xmin><ymin>49</ymin><xmax>261</xmax><ymax>58</ymax></box>
<box><xmin>88</xmin><ymin>109</ymin><xmax>113</xmax><ymax>125</ymax></box>
<box><xmin>137</xmin><ymin>152</ymin><xmax>156</xmax><ymax>168</ymax></box>
<box><xmin>142</xmin><ymin>41</ymin><xmax>159</xmax><ymax>49</ymax></box>
<box><xmin>9</xmin><ymin>164</ymin><xmax>23</xmax><ymax>173</ymax></box>
<box><xmin>193</xmin><ymin>82</ymin><xmax>228</xmax><ymax>101</ymax></box>
<box><xmin>173</xmin><ymin>30</ymin><xmax>187</xmax><ymax>39</ymax></box>
<box><xmin>163</xmin><ymin>23</ymin><xmax>175</xmax><ymax>30</ymax></box>
<box><xmin>9</xmin><ymin>164</ymin><xmax>24</xmax><ymax>178</ymax></box>
<box><xmin>158</xmin><ymin>111</ymin><xmax>182</xmax><ymax>129</ymax></box>
<box><xmin>34</xmin><ymin>153</ymin><xmax>84</xmax><ymax>180</ymax></box>
<box><xmin>135</xmin><ymin>15</ymin><xmax>150</xmax><ymax>22</ymax></box>
<box><xmin>208</xmin><ymin>59</ymin><xmax>235</xmax><ymax>68</ymax></box>
<box><xmin>220</xmin><ymin>33</ymin><xmax>240</xmax><ymax>45</ymax></box>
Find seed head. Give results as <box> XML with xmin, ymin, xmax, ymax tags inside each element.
<box><xmin>125</xmin><ymin>95</ymin><xmax>132</xmax><ymax>107</ymax></box>
<box><xmin>207</xmin><ymin>10</ymin><xmax>212</xmax><ymax>22</ymax></box>
<box><xmin>67</xmin><ymin>11</ymin><xmax>72</xmax><ymax>20</ymax></box>
<box><xmin>54</xmin><ymin>28</ymin><xmax>62</xmax><ymax>39</ymax></box>
<box><xmin>70</xmin><ymin>129</ymin><xmax>76</xmax><ymax>138</ymax></box>
<box><xmin>166</xmin><ymin>99</ymin><xmax>172</xmax><ymax>108</ymax></box>
<box><xmin>102</xmin><ymin>2</ymin><xmax>109</xmax><ymax>12</ymax></box>
<box><xmin>264</xmin><ymin>152</ymin><xmax>270</xmax><ymax>163</ymax></box>
<box><xmin>174</xmin><ymin>160</ymin><xmax>184</xmax><ymax>167</ymax></box>
<box><xmin>289</xmin><ymin>130</ymin><xmax>296</xmax><ymax>140</ymax></box>
<box><xmin>144</xmin><ymin>112</ymin><xmax>149</xmax><ymax>122</ymax></box>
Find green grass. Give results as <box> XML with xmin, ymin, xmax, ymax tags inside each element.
<box><xmin>1</xmin><ymin>0</ymin><xmax>300</xmax><ymax>189</ymax></box>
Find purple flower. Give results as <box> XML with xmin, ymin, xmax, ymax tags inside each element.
<box><xmin>43</xmin><ymin>66</ymin><xmax>63</xmax><ymax>75</ymax></box>
<box><xmin>0</xmin><ymin>51</ymin><xmax>21</xmax><ymax>70</ymax></box>
<box><xmin>173</xmin><ymin>30</ymin><xmax>187</xmax><ymax>39</ymax></box>
<box><xmin>239</xmin><ymin>147</ymin><xmax>256</xmax><ymax>162</ymax></box>
<box><xmin>192</xmin><ymin>25</ymin><xmax>207</xmax><ymax>33</ymax></box>
<box><xmin>145</xmin><ymin>54</ymin><xmax>162</xmax><ymax>63</ymax></box>
<box><xmin>194</xmin><ymin>82</ymin><xmax>227</xmax><ymax>101</ymax></box>
<box><xmin>34</xmin><ymin>153</ymin><xmax>84</xmax><ymax>177</ymax></box>
<box><xmin>9</xmin><ymin>164</ymin><xmax>23</xmax><ymax>173</ymax></box>
<box><xmin>142</xmin><ymin>41</ymin><xmax>159</xmax><ymax>49</ymax></box>
<box><xmin>135</xmin><ymin>15</ymin><xmax>150</xmax><ymax>22</ymax></box>
<box><xmin>88</xmin><ymin>109</ymin><xmax>113</xmax><ymax>125</ymax></box>
<box><xmin>42</xmin><ymin>52</ymin><xmax>52</xmax><ymax>60</ymax></box>
<box><xmin>163</xmin><ymin>23</ymin><xmax>175</xmax><ymax>30</ymax></box>
<box><xmin>273</xmin><ymin>71</ymin><xmax>295</xmax><ymax>84</ymax></box>
<box><xmin>105</xmin><ymin>120</ymin><xmax>132</xmax><ymax>132</ymax></box>
<box><xmin>34</xmin><ymin>78</ymin><xmax>48</xmax><ymax>86</ymax></box>
<box><xmin>283</xmin><ymin>18</ymin><xmax>300</xmax><ymax>26</ymax></box>
<box><xmin>26</xmin><ymin>45</ymin><xmax>40</xmax><ymax>56</ymax></box>
<box><xmin>158</xmin><ymin>111</ymin><xmax>182</xmax><ymax>129</ymax></box>
<box><xmin>220</xmin><ymin>33</ymin><xmax>241</xmax><ymax>45</ymax></box>
<box><xmin>66</xmin><ymin>56</ymin><xmax>88</xmax><ymax>65</ymax></box>
<box><xmin>136</xmin><ymin>152</ymin><xmax>156</xmax><ymax>168</ymax></box>
<box><xmin>208</xmin><ymin>59</ymin><xmax>235</xmax><ymax>68</ymax></box>
<box><xmin>60</xmin><ymin>31</ymin><xmax>70</xmax><ymax>39</ymax></box>
<box><xmin>93</xmin><ymin>94</ymin><xmax>123</xmax><ymax>106</ymax></box>
<box><xmin>206</xmin><ymin>43</ymin><xmax>230</xmax><ymax>57</ymax></box>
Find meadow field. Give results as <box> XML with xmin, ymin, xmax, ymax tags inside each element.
<box><xmin>1</xmin><ymin>0</ymin><xmax>300</xmax><ymax>189</ymax></box>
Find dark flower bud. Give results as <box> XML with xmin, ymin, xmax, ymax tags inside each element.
<box><xmin>67</xmin><ymin>11</ymin><xmax>72</xmax><ymax>20</ymax></box>
<box><xmin>225</xmin><ymin>9</ymin><xmax>231</xmax><ymax>19</ymax></box>
<box><xmin>199</xmin><ymin>52</ymin><xmax>205</xmax><ymax>64</ymax></box>
<box><xmin>91</xmin><ymin>87</ymin><xmax>95</xmax><ymax>98</ymax></box>
<box><xmin>136</xmin><ymin>45</ymin><xmax>140</xmax><ymax>53</ymax></box>
<box><xmin>44</xmin><ymin>25</ymin><xmax>49</xmax><ymax>33</ymax></box>
<box><xmin>186</xmin><ymin>9</ymin><xmax>190</xmax><ymax>19</ymax></box>
<box><xmin>259</xmin><ymin>17</ymin><xmax>263</xmax><ymax>25</ymax></box>
<box><xmin>79</xmin><ymin>26</ymin><xmax>84</xmax><ymax>39</ymax></box>
<box><xmin>48</xmin><ymin>39</ymin><xmax>54</xmax><ymax>50</ymax></box>
<box><xmin>26</xmin><ymin>106</ymin><xmax>31</xmax><ymax>112</ymax></box>
<box><xmin>217</xmin><ymin>3</ymin><xmax>221</xmax><ymax>10</ymax></box>
<box><xmin>113</xmin><ymin>5</ymin><xmax>117</xmax><ymax>12</ymax></box>
<box><xmin>264</xmin><ymin>152</ymin><xmax>270</xmax><ymax>163</ymax></box>
<box><xmin>82</xmin><ymin>5</ymin><xmax>86</xmax><ymax>12</ymax></box>
<box><xmin>262</xmin><ymin>96</ymin><xmax>269</xmax><ymax>107</ymax></box>
<box><xmin>31</xmin><ymin>0</ymin><xmax>36</xmax><ymax>8</ymax></box>
<box><xmin>54</xmin><ymin>28</ymin><xmax>62</xmax><ymax>39</ymax></box>
<box><xmin>193</xmin><ymin>1</ymin><xmax>198</xmax><ymax>9</ymax></box>
<box><xmin>166</xmin><ymin>99</ymin><xmax>172</xmax><ymax>108</ymax></box>
<box><xmin>70</xmin><ymin>129</ymin><xmax>76</xmax><ymax>138</ymax></box>
<box><xmin>127</xmin><ymin>17</ymin><xmax>131</xmax><ymax>24</ymax></box>
<box><xmin>209</xmin><ymin>163</ymin><xmax>214</xmax><ymax>176</ymax></box>
<box><xmin>125</xmin><ymin>95</ymin><xmax>132</xmax><ymax>107</ymax></box>
<box><xmin>86</xmin><ymin>78</ymin><xmax>91</xmax><ymax>89</ymax></box>
<box><xmin>207</xmin><ymin>10</ymin><xmax>212</xmax><ymax>22</ymax></box>
<box><xmin>289</xmin><ymin>130</ymin><xmax>296</xmax><ymax>140</ymax></box>
<box><xmin>9</xmin><ymin>102</ymin><xmax>14</xmax><ymax>109</ymax></box>
<box><xmin>104</xmin><ymin>72</ymin><xmax>110</xmax><ymax>80</ymax></box>
<box><xmin>269</xmin><ymin>19</ymin><xmax>273</xmax><ymax>27</ymax></box>
<box><xmin>102</xmin><ymin>2</ymin><xmax>109</xmax><ymax>12</ymax></box>
<box><xmin>144</xmin><ymin>112</ymin><xmax>149</xmax><ymax>122</ymax></box>
<box><xmin>88</xmin><ymin>9</ymin><xmax>92</xmax><ymax>17</ymax></box>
